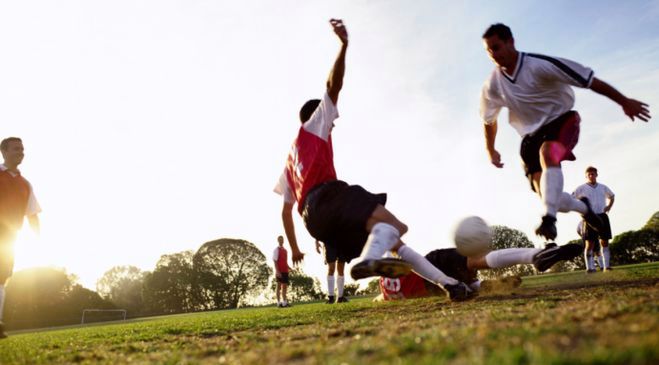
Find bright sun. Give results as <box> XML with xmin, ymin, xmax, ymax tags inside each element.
<box><xmin>12</xmin><ymin>227</ymin><xmax>52</xmax><ymax>271</ymax></box>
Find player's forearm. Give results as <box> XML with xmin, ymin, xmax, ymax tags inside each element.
<box><xmin>484</xmin><ymin>122</ymin><xmax>498</xmax><ymax>152</ymax></box>
<box><xmin>590</xmin><ymin>78</ymin><xmax>628</xmax><ymax>106</ymax></box>
<box><xmin>327</xmin><ymin>43</ymin><xmax>347</xmax><ymax>104</ymax></box>
<box><xmin>281</xmin><ymin>207</ymin><xmax>300</xmax><ymax>252</ymax></box>
<box><xmin>28</xmin><ymin>215</ymin><xmax>40</xmax><ymax>234</ymax></box>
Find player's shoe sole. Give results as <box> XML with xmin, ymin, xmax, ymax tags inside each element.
<box><xmin>350</xmin><ymin>258</ymin><xmax>412</xmax><ymax>280</ymax></box>
<box><xmin>533</xmin><ymin>243</ymin><xmax>582</xmax><ymax>272</ymax></box>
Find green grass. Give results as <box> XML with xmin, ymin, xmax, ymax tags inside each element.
<box><xmin>1</xmin><ymin>262</ymin><xmax>658</xmax><ymax>364</ymax></box>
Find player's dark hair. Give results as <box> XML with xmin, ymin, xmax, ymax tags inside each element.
<box><xmin>585</xmin><ymin>166</ymin><xmax>598</xmax><ymax>174</ymax></box>
<box><xmin>0</xmin><ymin>137</ymin><xmax>22</xmax><ymax>151</ymax></box>
<box><xmin>482</xmin><ymin>23</ymin><xmax>513</xmax><ymax>41</ymax></box>
<box><xmin>299</xmin><ymin>99</ymin><xmax>321</xmax><ymax>123</ymax></box>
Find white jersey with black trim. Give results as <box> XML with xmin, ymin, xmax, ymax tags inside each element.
<box><xmin>572</xmin><ymin>183</ymin><xmax>614</xmax><ymax>214</ymax></box>
<box><xmin>480</xmin><ymin>52</ymin><xmax>594</xmax><ymax>136</ymax></box>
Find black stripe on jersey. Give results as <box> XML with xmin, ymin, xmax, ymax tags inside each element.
<box><xmin>501</xmin><ymin>53</ymin><xmax>525</xmax><ymax>84</ymax></box>
<box><xmin>527</xmin><ymin>53</ymin><xmax>592</xmax><ymax>87</ymax></box>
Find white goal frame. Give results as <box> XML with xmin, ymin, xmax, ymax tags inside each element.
<box><xmin>81</xmin><ymin>309</ymin><xmax>127</xmax><ymax>324</ymax></box>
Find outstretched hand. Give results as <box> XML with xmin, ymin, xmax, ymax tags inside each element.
<box><xmin>488</xmin><ymin>149</ymin><xmax>504</xmax><ymax>168</ymax></box>
<box><xmin>330</xmin><ymin>18</ymin><xmax>348</xmax><ymax>44</ymax></box>
<box><xmin>292</xmin><ymin>248</ymin><xmax>305</xmax><ymax>266</ymax></box>
<box><xmin>622</xmin><ymin>98</ymin><xmax>651</xmax><ymax>122</ymax></box>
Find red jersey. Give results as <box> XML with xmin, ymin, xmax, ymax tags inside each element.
<box><xmin>274</xmin><ymin>92</ymin><xmax>339</xmax><ymax>214</ymax></box>
<box><xmin>273</xmin><ymin>246</ymin><xmax>289</xmax><ymax>273</ymax></box>
<box><xmin>0</xmin><ymin>169</ymin><xmax>31</xmax><ymax>231</ymax></box>
<box><xmin>379</xmin><ymin>273</ymin><xmax>430</xmax><ymax>300</ymax></box>
<box><xmin>285</xmin><ymin>128</ymin><xmax>336</xmax><ymax>213</ymax></box>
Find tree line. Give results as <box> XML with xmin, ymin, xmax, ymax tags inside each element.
<box><xmin>4</xmin><ymin>212</ymin><xmax>658</xmax><ymax>330</ymax></box>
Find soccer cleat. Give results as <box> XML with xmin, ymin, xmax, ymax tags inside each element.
<box><xmin>326</xmin><ymin>295</ymin><xmax>336</xmax><ymax>304</ymax></box>
<box><xmin>350</xmin><ymin>258</ymin><xmax>412</xmax><ymax>280</ymax></box>
<box><xmin>443</xmin><ymin>282</ymin><xmax>474</xmax><ymax>302</ymax></box>
<box><xmin>337</xmin><ymin>296</ymin><xmax>349</xmax><ymax>303</ymax></box>
<box><xmin>535</xmin><ymin>215</ymin><xmax>557</xmax><ymax>241</ymax></box>
<box><xmin>532</xmin><ymin>243</ymin><xmax>582</xmax><ymax>272</ymax></box>
<box><xmin>0</xmin><ymin>322</ymin><xmax>7</xmax><ymax>339</ymax></box>
<box><xmin>586</xmin><ymin>269</ymin><xmax>597</xmax><ymax>274</ymax></box>
<box><xmin>579</xmin><ymin>197</ymin><xmax>603</xmax><ymax>232</ymax></box>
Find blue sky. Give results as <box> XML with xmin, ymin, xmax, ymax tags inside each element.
<box><xmin>1</xmin><ymin>1</ymin><xmax>657</xmax><ymax>289</ymax></box>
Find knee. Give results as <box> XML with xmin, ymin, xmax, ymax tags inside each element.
<box><xmin>540</xmin><ymin>141</ymin><xmax>565</xmax><ymax>167</ymax></box>
<box><xmin>396</xmin><ymin>222</ymin><xmax>409</xmax><ymax>236</ymax></box>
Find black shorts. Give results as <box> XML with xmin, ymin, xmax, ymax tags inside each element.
<box><xmin>0</xmin><ymin>224</ymin><xmax>17</xmax><ymax>283</ymax></box>
<box><xmin>276</xmin><ymin>272</ymin><xmax>290</xmax><ymax>285</ymax></box>
<box><xmin>582</xmin><ymin>213</ymin><xmax>612</xmax><ymax>241</ymax></box>
<box><xmin>424</xmin><ymin>249</ymin><xmax>478</xmax><ymax>284</ymax></box>
<box><xmin>303</xmin><ymin>180</ymin><xmax>387</xmax><ymax>263</ymax></box>
<box><xmin>520</xmin><ymin>111</ymin><xmax>580</xmax><ymax>191</ymax></box>
<box><xmin>324</xmin><ymin>243</ymin><xmax>339</xmax><ymax>263</ymax></box>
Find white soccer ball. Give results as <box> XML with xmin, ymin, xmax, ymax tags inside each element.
<box><xmin>453</xmin><ymin>216</ymin><xmax>493</xmax><ymax>257</ymax></box>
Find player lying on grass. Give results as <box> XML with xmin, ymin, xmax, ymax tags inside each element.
<box><xmin>376</xmin><ymin>243</ymin><xmax>581</xmax><ymax>301</ymax></box>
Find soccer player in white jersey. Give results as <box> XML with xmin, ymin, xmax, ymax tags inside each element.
<box><xmin>274</xmin><ymin>19</ymin><xmax>473</xmax><ymax>301</ymax></box>
<box><xmin>573</xmin><ymin>166</ymin><xmax>615</xmax><ymax>272</ymax></box>
<box><xmin>479</xmin><ymin>23</ymin><xmax>650</xmax><ymax>244</ymax></box>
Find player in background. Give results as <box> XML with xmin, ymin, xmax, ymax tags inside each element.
<box><xmin>0</xmin><ymin>137</ymin><xmax>41</xmax><ymax>338</ymax></box>
<box><xmin>316</xmin><ymin>240</ymin><xmax>348</xmax><ymax>304</ymax></box>
<box><xmin>479</xmin><ymin>23</ymin><xmax>650</xmax><ymax>244</ymax></box>
<box><xmin>377</xmin><ymin>243</ymin><xmax>582</xmax><ymax>301</ymax></box>
<box><xmin>273</xmin><ymin>235</ymin><xmax>291</xmax><ymax>307</ymax></box>
<box><xmin>573</xmin><ymin>166</ymin><xmax>615</xmax><ymax>272</ymax></box>
<box><xmin>274</xmin><ymin>19</ymin><xmax>473</xmax><ymax>301</ymax></box>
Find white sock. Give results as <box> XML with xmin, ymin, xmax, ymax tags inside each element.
<box><xmin>540</xmin><ymin>167</ymin><xmax>563</xmax><ymax>217</ymax></box>
<box><xmin>327</xmin><ymin>276</ymin><xmax>335</xmax><ymax>297</ymax></box>
<box><xmin>0</xmin><ymin>285</ymin><xmax>4</xmax><ymax>322</ymax></box>
<box><xmin>337</xmin><ymin>276</ymin><xmax>345</xmax><ymax>297</ymax></box>
<box><xmin>397</xmin><ymin>245</ymin><xmax>458</xmax><ymax>286</ymax></box>
<box><xmin>361</xmin><ymin>223</ymin><xmax>400</xmax><ymax>260</ymax></box>
<box><xmin>602</xmin><ymin>247</ymin><xmax>610</xmax><ymax>268</ymax></box>
<box><xmin>596</xmin><ymin>253</ymin><xmax>604</xmax><ymax>269</ymax></box>
<box><xmin>585</xmin><ymin>250</ymin><xmax>595</xmax><ymax>270</ymax></box>
<box><xmin>484</xmin><ymin>248</ymin><xmax>541</xmax><ymax>268</ymax></box>
<box><xmin>558</xmin><ymin>193</ymin><xmax>587</xmax><ymax>214</ymax></box>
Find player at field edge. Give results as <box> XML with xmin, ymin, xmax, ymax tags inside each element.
<box><xmin>377</xmin><ymin>243</ymin><xmax>582</xmax><ymax>301</ymax></box>
<box><xmin>0</xmin><ymin>137</ymin><xmax>42</xmax><ymax>339</ymax></box>
<box><xmin>479</xmin><ymin>23</ymin><xmax>651</xmax><ymax>244</ymax></box>
<box><xmin>273</xmin><ymin>235</ymin><xmax>292</xmax><ymax>307</ymax></box>
<box><xmin>273</xmin><ymin>19</ymin><xmax>473</xmax><ymax>301</ymax></box>
<box><xmin>573</xmin><ymin>166</ymin><xmax>615</xmax><ymax>272</ymax></box>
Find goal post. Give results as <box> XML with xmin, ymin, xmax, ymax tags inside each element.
<box><xmin>81</xmin><ymin>309</ymin><xmax>127</xmax><ymax>324</ymax></box>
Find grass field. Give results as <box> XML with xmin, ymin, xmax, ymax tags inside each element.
<box><xmin>1</xmin><ymin>262</ymin><xmax>658</xmax><ymax>365</ymax></box>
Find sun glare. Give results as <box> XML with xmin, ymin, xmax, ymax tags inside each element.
<box><xmin>12</xmin><ymin>227</ymin><xmax>52</xmax><ymax>271</ymax></box>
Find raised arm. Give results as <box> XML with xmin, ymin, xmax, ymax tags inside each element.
<box><xmin>484</xmin><ymin>121</ymin><xmax>504</xmax><ymax>168</ymax></box>
<box><xmin>281</xmin><ymin>201</ymin><xmax>305</xmax><ymax>265</ymax></box>
<box><xmin>590</xmin><ymin>78</ymin><xmax>651</xmax><ymax>122</ymax></box>
<box><xmin>326</xmin><ymin>19</ymin><xmax>349</xmax><ymax>105</ymax></box>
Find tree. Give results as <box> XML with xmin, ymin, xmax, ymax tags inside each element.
<box><xmin>642</xmin><ymin>211</ymin><xmax>659</xmax><ymax>231</ymax></box>
<box><xmin>142</xmin><ymin>251</ymin><xmax>197</xmax><ymax>315</ymax></box>
<box><xmin>96</xmin><ymin>265</ymin><xmax>146</xmax><ymax>316</ymax></box>
<box><xmin>479</xmin><ymin>225</ymin><xmax>536</xmax><ymax>279</ymax></box>
<box><xmin>4</xmin><ymin>267</ymin><xmax>114</xmax><ymax>330</ymax></box>
<box><xmin>358</xmin><ymin>279</ymin><xmax>381</xmax><ymax>296</ymax></box>
<box><xmin>609</xmin><ymin>229</ymin><xmax>659</xmax><ymax>265</ymax></box>
<box><xmin>193</xmin><ymin>238</ymin><xmax>271</xmax><ymax>309</ymax></box>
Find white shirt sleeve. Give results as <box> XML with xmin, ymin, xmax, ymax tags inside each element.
<box><xmin>273</xmin><ymin>170</ymin><xmax>295</xmax><ymax>203</ymax></box>
<box><xmin>480</xmin><ymin>73</ymin><xmax>503</xmax><ymax>125</ymax></box>
<box><xmin>604</xmin><ymin>184</ymin><xmax>615</xmax><ymax>199</ymax></box>
<box><xmin>26</xmin><ymin>182</ymin><xmax>42</xmax><ymax>216</ymax></box>
<box><xmin>272</xmin><ymin>248</ymin><xmax>279</xmax><ymax>261</ymax></box>
<box><xmin>302</xmin><ymin>92</ymin><xmax>339</xmax><ymax>141</ymax></box>
<box><xmin>537</xmin><ymin>56</ymin><xmax>594</xmax><ymax>88</ymax></box>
